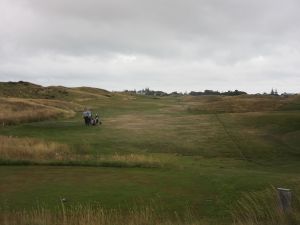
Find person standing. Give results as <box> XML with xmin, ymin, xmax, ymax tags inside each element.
<box><xmin>83</xmin><ymin>108</ymin><xmax>90</xmax><ymax>125</ymax></box>
<box><xmin>87</xmin><ymin>109</ymin><xmax>92</xmax><ymax>125</ymax></box>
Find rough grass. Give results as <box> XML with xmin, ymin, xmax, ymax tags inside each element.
<box><xmin>0</xmin><ymin>136</ymin><xmax>168</xmax><ymax>168</ymax></box>
<box><xmin>184</xmin><ymin>95</ymin><xmax>300</xmax><ymax>114</ymax></box>
<box><xmin>0</xmin><ymin>135</ymin><xmax>70</xmax><ymax>161</ymax></box>
<box><xmin>0</xmin><ymin>98</ymin><xmax>76</xmax><ymax>125</ymax></box>
<box><xmin>2</xmin><ymin>189</ymin><xmax>300</xmax><ymax>225</ymax></box>
<box><xmin>0</xmin><ymin>81</ymin><xmax>70</xmax><ymax>99</ymax></box>
<box><xmin>0</xmin><ymin>81</ymin><xmax>113</xmax><ymax>102</ymax></box>
<box><xmin>232</xmin><ymin>187</ymin><xmax>300</xmax><ymax>225</ymax></box>
<box><xmin>0</xmin><ymin>202</ymin><xmax>208</xmax><ymax>225</ymax></box>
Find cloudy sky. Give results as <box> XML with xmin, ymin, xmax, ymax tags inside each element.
<box><xmin>0</xmin><ymin>0</ymin><xmax>299</xmax><ymax>93</ymax></box>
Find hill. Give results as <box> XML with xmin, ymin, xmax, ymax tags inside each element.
<box><xmin>0</xmin><ymin>81</ymin><xmax>116</xmax><ymax>124</ymax></box>
<box><xmin>0</xmin><ymin>81</ymin><xmax>112</xmax><ymax>100</ymax></box>
<box><xmin>0</xmin><ymin>81</ymin><xmax>69</xmax><ymax>99</ymax></box>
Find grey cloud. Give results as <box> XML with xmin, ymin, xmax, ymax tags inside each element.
<box><xmin>0</xmin><ymin>0</ymin><xmax>299</xmax><ymax>93</ymax></box>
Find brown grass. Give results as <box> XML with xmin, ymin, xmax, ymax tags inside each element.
<box><xmin>28</xmin><ymin>98</ymin><xmax>82</xmax><ymax>111</ymax></box>
<box><xmin>0</xmin><ymin>136</ymin><xmax>70</xmax><ymax>161</ymax></box>
<box><xmin>0</xmin><ymin>98</ymin><xmax>76</xmax><ymax>125</ymax></box>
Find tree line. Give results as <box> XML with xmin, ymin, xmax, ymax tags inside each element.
<box><xmin>123</xmin><ymin>88</ymin><xmax>247</xmax><ymax>96</ymax></box>
<box><xmin>122</xmin><ymin>88</ymin><xmax>295</xmax><ymax>97</ymax></box>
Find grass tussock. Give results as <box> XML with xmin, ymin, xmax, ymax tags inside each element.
<box><xmin>232</xmin><ymin>187</ymin><xmax>300</xmax><ymax>225</ymax></box>
<box><xmin>0</xmin><ymin>203</ymin><xmax>207</xmax><ymax>225</ymax></box>
<box><xmin>0</xmin><ymin>97</ymin><xmax>76</xmax><ymax>125</ymax></box>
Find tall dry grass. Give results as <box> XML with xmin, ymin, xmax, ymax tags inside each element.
<box><xmin>0</xmin><ymin>97</ymin><xmax>76</xmax><ymax>125</ymax></box>
<box><xmin>0</xmin><ymin>136</ymin><xmax>70</xmax><ymax>161</ymax></box>
<box><xmin>0</xmin><ymin>203</ymin><xmax>206</xmax><ymax>225</ymax></box>
<box><xmin>232</xmin><ymin>187</ymin><xmax>300</xmax><ymax>225</ymax></box>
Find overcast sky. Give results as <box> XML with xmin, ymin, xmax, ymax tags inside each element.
<box><xmin>0</xmin><ymin>0</ymin><xmax>299</xmax><ymax>93</ymax></box>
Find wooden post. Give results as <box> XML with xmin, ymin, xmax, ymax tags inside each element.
<box><xmin>277</xmin><ymin>188</ymin><xmax>292</xmax><ymax>212</ymax></box>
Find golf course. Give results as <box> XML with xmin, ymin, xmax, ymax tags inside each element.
<box><xmin>0</xmin><ymin>82</ymin><xmax>300</xmax><ymax>225</ymax></box>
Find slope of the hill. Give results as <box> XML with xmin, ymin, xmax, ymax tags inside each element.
<box><xmin>0</xmin><ymin>81</ymin><xmax>112</xmax><ymax>100</ymax></box>
<box><xmin>0</xmin><ymin>81</ymin><xmax>69</xmax><ymax>99</ymax></box>
<box><xmin>0</xmin><ymin>81</ymin><xmax>117</xmax><ymax>124</ymax></box>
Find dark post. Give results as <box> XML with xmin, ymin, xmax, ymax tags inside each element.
<box><xmin>277</xmin><ymin>188</ymin><xmax>292</xmax><ymax>212</ymax></box>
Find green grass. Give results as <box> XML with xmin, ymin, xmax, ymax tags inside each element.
<box><xmin>0</xmin><ymin>86</ymin><xmax>300</xmax><ymax>224</ymax></box>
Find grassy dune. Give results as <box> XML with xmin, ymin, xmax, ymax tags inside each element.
<box><xmin>0</xmin><ymin>81</ymin><xmax>69</xmax><ymax>99</ymax></box>
<box><xmin>0</xmin><ymin>82</ymin><xmax>299</xmax><ymax>224</ymax></box>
